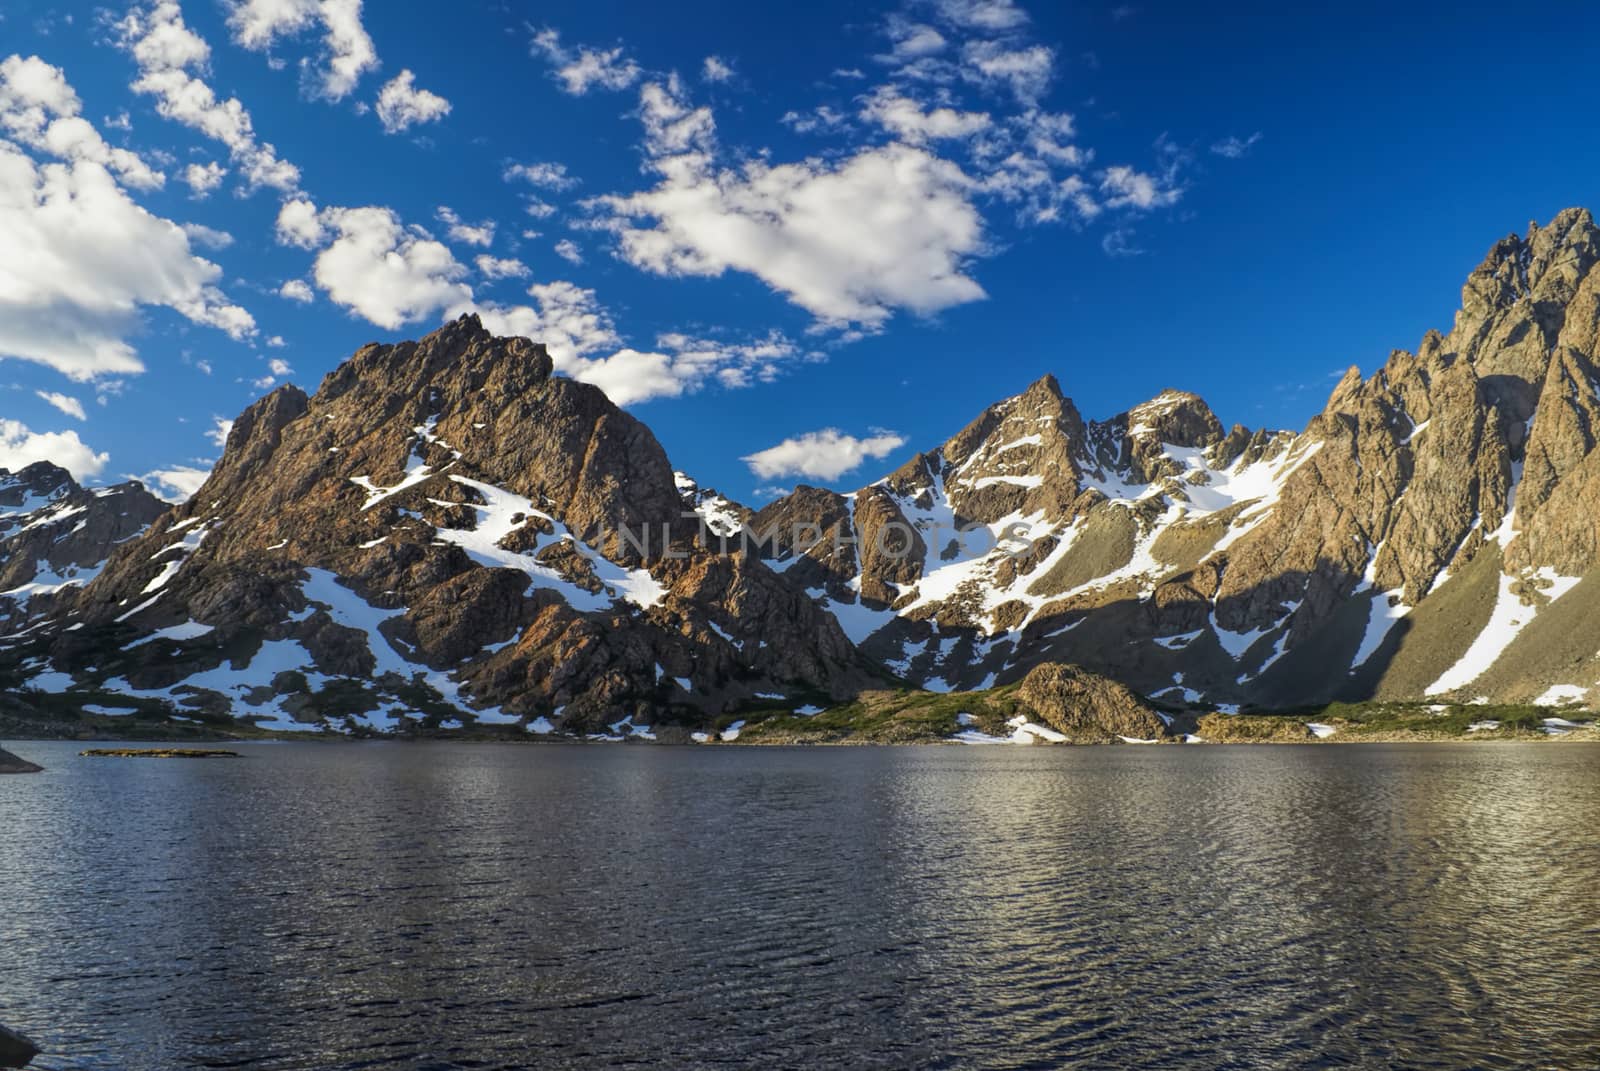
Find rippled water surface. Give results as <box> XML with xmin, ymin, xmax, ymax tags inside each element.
<box><xmin>3</xmin><ymin>741</ymin><xmax>1600</xmax><ymax>1069</ymax></box>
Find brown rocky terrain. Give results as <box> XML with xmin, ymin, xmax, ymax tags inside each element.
<box><xmin>0</xmin><ymin>463</ymin><xmax>166</xmax><ymax>631</ymax></box>
<box><xmin>754</xmin><ymin>207</ymin><xmax>1600</xmax><ymax>716</ymax></box>
<box><xmin>10</xmin><ymin>209</ymin><xmax>1600</xmax><ymax>738</ymax></box>
<box><xmin>8</xmin><ymin>316</ymin><xmax>869</xmax><ymax>735</ymax></box>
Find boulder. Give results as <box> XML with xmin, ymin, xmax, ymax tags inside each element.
<box><xmin>1015</xmin><ymin>663</ymin><xmax>1170</xmax><ymax>743</ymax></box>
<box><xmin>0</xmin><ymin>748</ymin><xmax>42</xmax><ymax>774</ymax></box>
<box><xmin>0</xmin><ymin>1022</ymin><xmax>39</xmax><ymax>1067</ymax></box>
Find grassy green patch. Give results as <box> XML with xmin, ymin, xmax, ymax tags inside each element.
<box><xmin>737</xmin><ymin>684</ymin><xmax>1023</xmax><ymax>743</ymax></box>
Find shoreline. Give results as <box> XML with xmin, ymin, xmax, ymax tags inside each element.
<box><xmin>5</xmin><ymin>728</ymin><xmax>1598</xmax><ymax>747</ymax></box>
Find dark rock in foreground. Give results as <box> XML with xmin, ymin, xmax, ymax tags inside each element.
<box><xmin>0</xmin><ymin>747</ymin><xmax>42</xmax><ymax>774</ymax></box>
<box><xmin>0</xmin><ymin>1022</ymin><xmax>39</xmax><ymax>1067</ymax></box>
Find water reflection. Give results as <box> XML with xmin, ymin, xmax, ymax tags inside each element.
<box><xmin>1</xmin><ymin>741</ymin><xmax>1597</xmax><ymax>1069</ymax></box>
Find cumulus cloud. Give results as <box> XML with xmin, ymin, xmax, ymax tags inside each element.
<box><xmin>553</xmin><ymin>238</ymin><xmax>583</xmax><ymax>265</ymax></box>
<box><xmin>115</xmin><ymin>1</ymin><xmax>300</xmax><ymax>193</ymax></box>
<box><xmin>278</xmin><ymin>278</ymin><xmax>315</xmax><ymax>302</ymax></box>
<box><xmin>182</xmin><ymin>160</ymin><xmax>226</xmax><ymax>197</ymax></box>
<box><xmin>275</xmin><ymin>197</ymin><xmax>325</xmax><ymax>247</ymax></box>
<box><xmin>741</xmin><ymin>428</ymin><xmax>906</xmax><ymax>480</ymax></box>
<box><xmin>0</xmin><ymin>54</ymin><xmax>164</xmax><ymax>190</ymax></box>
<box><xmin>206</xmin><ymin>417</ymin><xmax>234</xmax><ymax>448</ymax></box>
<box><xmin>595</xmin><ymin>118</ymin><xmax>986</xmax><ymax>329</ymax></box>
<box><xmin>376</xmin><ymin>69</ymin><xmax>451</xmax><ymax>133</ymax></box>
<box><xmin>503</xmin><ymin>161</ymin><xmax>578</xmax><ymax>190</ymax></box>
<box><xmin>1099</xmin><ymin>163</ymin><xmax>1181</xmax><ymax>210</ymax></box>
<box><xmin>529</xmin><ymin>28</ymin><xmax>640</xmax><ymax>95</ymax></box>
<box><xmin>141</xmin><ymin>464</ymin><xmax>210</xmax><ymax>501</ymax></box>
<box><xmin>475</xmin><ymin>254</ymin><xmax>528</xmax><ymax>280</ymax></box>
<box><xmin>638</xmin><ymin>75</ymin><xmax>716</xmax><ymax>157</ymax></box>
<box><xmin>0</xmin><ymin>133</ymin><xmax>255</xmax><ymax>380</ymax></box>
<box><xmin>780</xmin><ymin>105</ymin><xmax>851</xmax><ymax>135</ymax></box>
<box><xmin>300</xmin><ymin>203</ymin><xmax>473</xmax><ymax>329</ymax></box>
<box><xmin>181</xmin><ymin>222</ymin><xmax>233</xmax><ymax>250</ymax></box>
<box><xmin>225</xmin><ymin>0</ymin><xmax>378</xmax><ymax>101</ymax></box>
<box><xmin>436</xmin><ymin>205</ymin><xmax>495</xmax><ymax>247</ymax></box>
<box><xmin>702</xmin><ymin>56</ymin><xmax>734</xmax><ymax>83</ymax></box>
<box><xmin>0</xmin><ymin>419</ymin><xmax>107</xmax><ymax>479</ymax></box>
<box><xmin>960</xmin><ymin>40</ymin><xmax>1054</xmax><ymax>103</ymax></box>
<box><xmin>475</xmin><ymin>281</ymin><xmax>798</xmax><ymax>405</ymax></box>
<box><xmin>35</xmin><ymin>391</ymin><xmax>85</xmax><ymax>420</ymax></box>
<box><xmin>278</xmin><ymin>192</ymin><xmax>799</xmax><ymax>405</ymax></box>
<box><xmin>859</xmin><ymin>86</ymin><xmax>991</xmax><ymax>143</ymax></box>
<box><xmin>882</xmin><ymin>19</ymin><xmax>949</xmax><ymax>62</ymax></box>
<box><xmin>935</xmin><ymin>0</ymin><xmax>1030</xmax><ymax>31</ymax></box>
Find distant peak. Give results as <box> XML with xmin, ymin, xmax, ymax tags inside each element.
<box><xmin>1022</xmin><ymin>373</ymin><xmax>1063</xmax><ymax>400</ymax></box>
<box><xmin>1123</xmin><ymin>389</ymin><xmax>1223</xmax><ymax>448</ymax></box>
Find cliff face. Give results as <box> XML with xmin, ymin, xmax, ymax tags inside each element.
<box><xmin>13</xmin><ymin>209</ymin><xmax>1600</xmax><ymax>732</ymax></box>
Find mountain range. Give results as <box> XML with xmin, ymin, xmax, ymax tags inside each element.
<box><xmin>6</xmin><ymin>208</ymin><xmax>1600</xmax><ymax>739</ymax></box>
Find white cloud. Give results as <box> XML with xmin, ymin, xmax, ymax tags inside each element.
<box><xmin>530</xmin><ymin>28</ymin><xmax>641</xmax><ymax>95</ymax></box>
<box><xmin>206</xmin><ymin>416</ymin><xmax>234</xmax><ymax>448</ymax></box>
<box><xmin>268</xmin><ymin>357</ymin><xmax>293</xmax><ymax>376</ymax></box>
<box><xmin>436</xmin><ymin>205</ymin><xmax>495</xmax><ymax>247</ymax></box>
<box><xmin>181</xmin><ymin>222</ymin><xmax>233</xmax><ymax>249</ymax></box>
<box><xmin>504</xmin><ymin>161</ymin><xmax>578</xmax><ymax>190</ymax></box>
<box><xmin>141</xmin><ymin>464</ymin><xmax>209</xmax><ymax>501</ymax></box>
<box><xmin>1099</xmin><ymin>164</ymin><xmax>1181</xmax><ymax>210</ymax></box>
<box><xmin>522</xmin><ymin>196</ymin><xmax>557</xmax><ymax>219</ymax></box>
<box><xmin>0</xmin><ymin>419</ymin><xmax>106</xmax><ymax>479</ymax></box>
<box><xmin>935</xmin><ymin>0</ymin><xmax>1029</xmax><ymax>31</ymax></box>
<box><xmin>182</xmin><ymin>160</ymin><xmax>226</xmax><ymax>197</ymax></box>
<box><xmin>1210</xmin><ymin>132</ymin><xmax>1262</xmax><ymax>158</ymax></box>
<box><xmin>285</xmin><ymin>201</ymin><xmax>472</xmax><ymax>329</ymax></box>
<box><xmin>265</xmin><ymin>334</ymin><xmax>286</xmax><ymax>347</ymax></box>
<box><xmin>882</xmin><ymin>19</ymin><xmax>949</xmax><ymax>61</ymax></box>
<box><xmin>116</xmin><ymin>1</ymin><xmax>301</xmax><ymax>193</ymax></box>
<box><xmin>474</xmin><ymin>281</ymin><xmax>797</xmax><ymax>405</ymax></box>
<box><xmin>741</xmin><ymin>428</ymin><xmax>906</xmax><ymax>480</ymax></box>
<box><xmin>702</xmin><ymin>56</ymin><xmax>734</xmax><ymax>83</ymax></box>
<box><xmin>960</xmin><ymin>40</ymin><xmax>1054</xmax><ymax>103</ymax></box>
<box><xmin>0</xmin><ymin>137</ymin><xmax>255</xmax><ymax>380</ymax></box>
<box><xmin>0</xmin><ymin>54</ymin><xmax>164</xmax><ymax>190</ymax></box>
<box><xmin>275</xmin><ymin>197</ymin><xmax>325</xmax><ymax>248</ymax></box>
<box><xmin>278</xmin><ymin>278</ymin><xmax>315</xmax><ymax>302</ymax></box>
<box><xmin>376</xmin><ymin>69</ymin><xmax>451</xmax><ymax>133</ymax></box>
<box><xmin>278</xmin><ymin>190</ymin><xmax>799</xmax><ymax>405</ymax></box>
<box><xmin>638</xmin><ymin>75</ymin><xmax>716</xmax><ymax>157</ymax></box>
<box><xmin>859</xmin><ymin>86</ymin><xmax>991</xmax><ymax>143</ymax></box>
<box><xmin>553</xmin><ymin>238</ymin><xmax>583</xmax><ymax>265</ymax></box>
<box><xmin>475</xmin><ymin>254</ymin><xmax>528</xmax><ymax>280</ymax></box>
<box><xmin>780</xmin><ymin>105</ymin><xmax>850</xmax><ymax>135</ymax></box>
<box><xmin>1101</xmin><ymin>227</ymin><xmax>1141</xmax><ymax>257</ymax></box>
<box><xmin>596</xmin><ymin>126</ymin><xmax>986</xmax><ymax>328</ymax></box>
<box><xmin>35</xmin><ymin>390</ymin><xmax>85</xmax><ymax>420</ymax></box>
<box><xmin>225</xmin><ymin>0</ymin><xmax>378</xmax><ymax>101</ymax></box>
<box><xmin>833</xmin><ymin>68</ymin><xmax>866</xmax><ymax>79</ymax></box>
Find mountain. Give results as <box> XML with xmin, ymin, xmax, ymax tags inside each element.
<box><xmin>7</xmin><ymin>208</ymin><xmax>1600</xmax><ymax>735</ymax></box>
<box><xmin>0</xmin><ymin>463</ymin><xmax>165</xmax><ymax>631</ymax></box>
<box><xmin>5</xmin><ymin>319</ymin><xmax>869</xmax><ymax>735</ymax></box>
<box><xmin>760</xmin><ymin>207</ymin><xmax>1600</xmax><ymax>711</ymax></box>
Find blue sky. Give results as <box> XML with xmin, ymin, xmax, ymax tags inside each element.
<box><xmin>1</xmin><ymin>1</ymin><xmax>1597</xmax><ymax>502</ymax></box>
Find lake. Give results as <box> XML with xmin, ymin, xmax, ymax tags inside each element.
<box><xmin>2</xmin><ymin>741</ymin><xmax>1598</xmax><ymax>1069</ymax></box>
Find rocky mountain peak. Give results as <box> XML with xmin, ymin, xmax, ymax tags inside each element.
<box><xmin>0</xmin><ymin>466</ymin><xmax>166</xmax><ymax>630</ymax></box>
<box><xmin>0</xmin><ymin>461</ymin><xmax>74</xmax><ymax>504</ymax></box>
